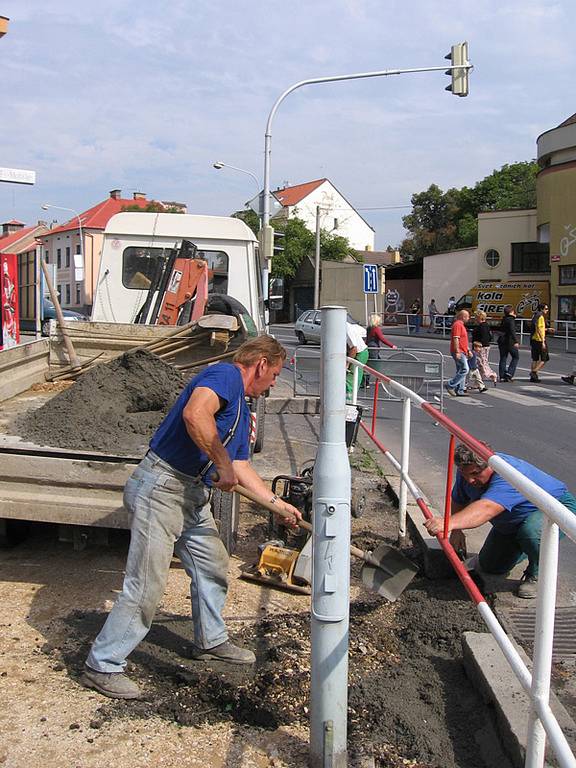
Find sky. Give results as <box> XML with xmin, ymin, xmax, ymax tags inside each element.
<box><xmin>1</xmin><ymin>1</ymin><xmax>575</xmax><ymax>249</ymax></box>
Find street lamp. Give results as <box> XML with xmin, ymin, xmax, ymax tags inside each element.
<box><xmin>41</xmin><ymin>203</ymin><xmax>85</xmax><ymax>286</ymax></box>
<box><xmin>261</xmin><ymin>49</ymin><xmax>473</xmax><ymax>302</ymax></box>
<box><xmin>212</xmin><ymin>161</ymin><xmax>261</xmax><ymax>197</ymax></box>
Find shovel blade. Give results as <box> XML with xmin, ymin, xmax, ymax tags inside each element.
<box><xmin>360</xmin><ymin>543</ymin><xmax>418</xmax><ymax>602</ymax></box>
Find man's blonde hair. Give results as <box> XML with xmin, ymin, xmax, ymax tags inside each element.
<box><xmin>233</xmin><ymin>335</ymin><xmax>286</xmax><ymax>367</ymax></box>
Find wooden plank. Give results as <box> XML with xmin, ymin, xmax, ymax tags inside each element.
<box><xmin>0</xmin><ymin>340</ymin><xmax>49</xmax><ymax>401</ymax></box>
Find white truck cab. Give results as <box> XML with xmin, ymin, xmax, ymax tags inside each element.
<box><xmin>91</xmin><ymin>212</ymin><xmax>266</xmax><ymax>332</ymax></box>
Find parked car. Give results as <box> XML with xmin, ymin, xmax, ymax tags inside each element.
<box><xmin>41</xmin><ymin>299</ymin><xmax>88</xmax><ymax>336</ymax></box>
<box><xmin>294</xmin><ymin>310</ymin><xmax>363</xmax><ymax>344</ymax></box>
<box><xmin>294</xmin><ymin>309</ymin><xmax>322</xmax><ymax>344</ymax></box>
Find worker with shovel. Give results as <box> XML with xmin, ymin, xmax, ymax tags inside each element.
<box><xmin>424</xmin><ymin>444</ymin><xmax>576</xmax><ymax>599</ymax></box>
<box><xmin>81</xmin><ymin>335</ymin><xmax>301</xmax><ymax>700</ymax></box>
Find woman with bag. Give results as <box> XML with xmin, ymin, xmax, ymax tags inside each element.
<box><xmin>471</xmin><ymin>310</ymin><xmax>497</xmax><ymax>386</ymax></box>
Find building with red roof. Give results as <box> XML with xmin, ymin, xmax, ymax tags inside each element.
<box><xmin>271</xmin><ymin>178</ymin><xmax>375</xmax><ymax>252</ymax></box>
<box><xmin>40</xmin><ymin>190</ymin><xmax>185</xmax><ymax>314</ymax></box>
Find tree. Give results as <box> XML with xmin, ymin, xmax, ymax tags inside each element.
<box><xmin>271</xmin><ymin>216</ymin><xmax>353</xmax><ymax>277</ymax></box>
<box><xmin>400</xmin><ymin>161</ymin><xmax>538</xmax><ymax>260</ymax></box>
<box><xmin>231</xmin><ymin>208</ymin><xmax>259</xmax><ymax>235</ymax></box>
<box><xmin>121</xmin><ymin>201</ymin><xmax>184</xmax><ymax>214</ymax></box>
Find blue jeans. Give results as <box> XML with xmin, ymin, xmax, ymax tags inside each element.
<box><xmin>479</xmin><ymin>492</ymin><xmax>576</xmax><ymax>578</ymax></box>
<box><xmin>448</xmin><ymin>352</ymin><xmax>469</xmax><ymax>394</ymax></box>
<box><xmin>86</xmin><ymin>451</ymin><xmax>230</xmax><ymax>674</ymax></box>
<box><xmin>498</xmin><ymin>346</ymin><xmax>519</xmax><ymax>380</ymax></box>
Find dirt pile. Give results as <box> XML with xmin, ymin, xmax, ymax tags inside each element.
<box><xmin>16</xmin><ymin>350</ymin><xmax>185</xmax><ymax>455</ymax></box>
<box><xmin>54</xmin><ymin>577</ymin><xmax>509</xmax><ymax>768</ymax></box>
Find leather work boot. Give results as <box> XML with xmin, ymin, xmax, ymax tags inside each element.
<box><xmin>515</xmin><ymin>574</ymin><xmax>538</xmax><ymax>599</ymax></box>
<box><xmin>189</xmin><ymin>640</ymin><xmax>256</xmax><ymax>665</ymax></box>
<box><xmin>80</xmin><ymin>666</ymin><xmax>142</xmax><ymax>699</ymax></box>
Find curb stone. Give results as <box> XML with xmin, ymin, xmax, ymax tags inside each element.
<box><xmin>463</xmin><ymin>631</ymin><xmax>576</xmax><ymax>768</ymax></box>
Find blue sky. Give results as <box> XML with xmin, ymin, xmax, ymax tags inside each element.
<box><xmin>1</xmin><ymin>1</ymin><xmax>575</xmax><ymax>248</ymax></box>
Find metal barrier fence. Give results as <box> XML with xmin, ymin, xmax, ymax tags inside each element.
<box><xmin>292</xmin><ymin>345</ymin><xmax>445</xmax><ymax>410</ymax></box>
<box><xmin>348</xmin><ymin>354</ymin><xmax>576</xmax><ymax>768</ymax></box>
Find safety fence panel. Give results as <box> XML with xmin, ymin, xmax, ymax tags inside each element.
<box><xmin>292</xmin><ymin>346</ymin><xmax>321</xmax><ymax>397</ymax></box>
<box><xmin>368</xmin><ymin>348</ymin><xmax>444</xmax><ymax>409</ymax></box>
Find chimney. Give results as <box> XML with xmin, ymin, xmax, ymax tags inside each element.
<box><xmin>133</xmin><ymin>192</ymin><xmax>146</xmax><ymax>200</ymax></box>
<box><xmin>109</xmin><ymin>189</ymin><xmax>122</xmax><ymax>200</ymax></box>
<box><xmin>2</xmin><ymin>220</ymin><xmax>25</xmax><ymax>237</ymax></box>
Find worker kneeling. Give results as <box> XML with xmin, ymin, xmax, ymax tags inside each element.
<box><xmin>424</xmin><ymin>444</ymin><xmax>576</xmax><ymax>600</ymax></box>
<box><xmin>81</xmin><ymin>335</ymin><xmax>301</xmax><ymax>700</ymax></box>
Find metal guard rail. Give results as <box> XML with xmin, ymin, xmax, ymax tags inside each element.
<box><xmin>348</xmin><ymin>356</ymin><xmax>576</xmax><ymax>768</ymax></box>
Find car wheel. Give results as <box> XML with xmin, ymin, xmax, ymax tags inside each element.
<box><xmin>211</xmin><ymin>489</ymin><xmax>240</xmax><ymax>555</ymax></box>
<box><xmin>296</xmin><ymin>331</ymin><xmax>307</xmax><ymax>344</ymax></box>
<box><xmin>253</xmin><ymin>396</ymin><xmax>266</xmax><ymax>454</ymax></box>
<box><xmin>41</xmin><ymin>320</ymin><xmax>51</xmax><ymax>337</ymax></box>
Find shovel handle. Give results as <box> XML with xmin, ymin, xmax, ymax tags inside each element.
<box><xmin>233</xmin><ymin>484</ymin><xmax>312</xmax><ymax>533</ymax></box>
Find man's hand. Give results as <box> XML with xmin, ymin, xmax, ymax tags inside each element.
<box><xmin>212</xmin><ymin>462</ymin><xmax>238</xmax><ymax>492</ymax></box>
<box><xmin>275</xmin><ymin>500</ymin><xmax>302</xmax><ymax>530</ymax></box>
<box><xmin>449</xmin><ymin>529</ymin><xmax>467</xmax><ymax>559</ymax></box>
<box><xmin>423</xmin><ymin>516</ymin><xmax>447</xmax><ymax>537</ymax></box>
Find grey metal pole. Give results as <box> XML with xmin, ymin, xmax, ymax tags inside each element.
<box><xmin>314</xmin><ymin>206</ymin><xmax>321</xmax><ymax>309</ymax></box>
<box><xmin>310</xmin><ymin>305</ymin><xmax>351</xmax><ymax>768</ymax></box>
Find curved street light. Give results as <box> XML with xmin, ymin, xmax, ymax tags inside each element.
<box><xmin>212</xmin><ymin>161</ymin><xmax>261</xmax><ymax>196</ymax></box>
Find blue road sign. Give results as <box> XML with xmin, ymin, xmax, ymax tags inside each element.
<box><xmin>363</xmin><ymin>264</ymin><xmax>378</xmax><ymax>294</ymax></box>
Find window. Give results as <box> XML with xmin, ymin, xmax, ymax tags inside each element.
<box><xmin>75</xmin><ymin>244</ymin><xmax>81</xmax><ymax>255</ymax></box>
<box><xmin>511</xmin><ymin>242</ymin><xmax>550</xmax><ymax>274</ymax></box>
<box><xmin>45</xmin><ymin>252</ymin><xmax>50</xmax><ymax>264</ymax></box>
<box><xmin>57</xmin><ymin>248</ymin><xmax>62</xmax><ymax>268</ymax></box>
<box><xmin>76</xmin><ymin>286</ymin><xmax>81</xmax><ymax>305</ymax></box>
<box><xmin>558</xmin><ymin>295</ymin><xmax>576</xmax><ymax>321</ymax></box>
<box><xmin>65</xmin><ymin>247</ymin><xmax>71</xmax><ymax>268</ymax></box>
<box><xmin>559</xmin><ymin>265</ymin><xmax>576</xmax><ymax>286</ymax></box>
<box><xmin>121</xmin><ymin>246</ymin><xmax>229</xmax><ymax>294</ymax></box>
<box><xmin>65</xmin><ymin>284</ymin><xmax>71</xmax><ymax>305</ymax></box>
<box><xmin>484</xmin><ymin>249</ymin><xmax>500</xmax><ymax>268</ymax></box>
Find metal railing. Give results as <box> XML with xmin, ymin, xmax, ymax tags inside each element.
<box><xmin>348</xmin><ymin>355</ymin><xmax>576</xmax><ymax>768</ymax></box>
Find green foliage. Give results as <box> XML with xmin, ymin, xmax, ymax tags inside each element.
<box><xmin>400</xmin><ymin>161</ymin><xmax>538</xmax><ymax>260</ymax></box>
<box><xmin>121</xmin><ymin>202</ymin><xmax>184</xmax><ymax>214</ymax></box>
<box><xmin>271</xmin><ymin>216</ymin><xmax>354</xmax><ymax>278</ymax></box>
<box><xmin>231</xmin><ymin>208</ymin><xmax>260</xmax><ymax>235</ymax></box>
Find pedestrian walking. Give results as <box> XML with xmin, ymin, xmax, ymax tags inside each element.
<box><xmin>466</xmin><ymin>343</ymin><xmax>488</xmax><ymax>393</ymax></box>
<box><xmin>427</xmin><ymin>299</ymin><xmax>439</xmax><ymax>333</ymax></box>
<box><xmin>346</xmin><ymin>318</ymin><xmax>369</xmax><ymax>399</ymax></box>
<box><xmin>447</xmin><ymin>296</ymin><xmax>456</xmax><ymax>315</ymax></box>
<box><xmin>497</xmin><ymin>304</ymin><xmax>519</xmax><ymax>382</ymax></box>
<box><xmin>409</xmin><ymin>298</ymin><xmax>422</xmax><ymax>334</ymax></box>
<box><xmin>529</xmin><ymin>303</ymin><xmax>550</xmax><ymax>383</ymax></box>
<box><xmin>445</xmin><ymin>309</ymin><xmax>472</xmax><ymax>397</ymax></box>
<box><xmin>471</xmin><ymin>310</ymin><xmax>497</xmax><ymax>386</ymax></box>
<box><xmin>81</xmin><ymin>336</ymin><xmax>302</xmax><ymax>700</ymax></box>
<box><xmin>424</xmin><ymin>443</ymin><xmax>576</xmax><ymax>599</ymax></box>
<box><xmin>365</xmin><ymin>313</ymin><xmax>397</xmax><ymax>386</ymax></box>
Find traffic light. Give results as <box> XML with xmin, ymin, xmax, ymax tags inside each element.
<box><xmin>273</xmin><ymin>229</ymin><xmax>285</xmax><ymax>255</ymax></box>
<box><xmin>445</xmin><ymin>42</ymin><xmax>469</xmax><ymax>97</ymax></box>
<box><xmin>258</xmin><ymin>225</ymin><xmax>274</xmax><ymax>262</ymax></box>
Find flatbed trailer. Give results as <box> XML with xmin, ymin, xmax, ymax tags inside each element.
<box><xmin>0</xmin><ymin>318</ymin><xmax>244</xmax><ymax>551</ymax></box>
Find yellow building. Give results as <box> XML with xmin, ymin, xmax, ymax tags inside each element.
<box><xmin>537</xmin><ymin>112</ymin><xmax>576</xmax><ymax>323</ymax></box>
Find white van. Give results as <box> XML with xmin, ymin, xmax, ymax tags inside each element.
<box><xmin>91</xmin><ymin>212</ymin><xmax>266</xmax><ymax>332</ymax></box>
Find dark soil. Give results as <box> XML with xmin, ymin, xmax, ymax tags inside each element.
<box><xmin>15</xmin><ymin>349</ymin><xmax>185</xmax><ymax>455</ymax></box>
<box><xmin>51</xmin><ymin>576</ymin><xmax>511</xmax><ymax>768</ymax></box>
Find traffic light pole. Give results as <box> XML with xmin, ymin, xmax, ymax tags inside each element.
<box><xmin>261</xmin><ymin>51</ymin><xmax>472</xmax><ymax>300</ymax></box>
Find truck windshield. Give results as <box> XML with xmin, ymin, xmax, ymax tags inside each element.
<box><xmin>122</xmin><ymin>247</ymin><xmax>229</xmax><ymax>293</ymax></box>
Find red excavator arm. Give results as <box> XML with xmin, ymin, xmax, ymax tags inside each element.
<box><xmin>156</xmin><ymin>257</ymin><xmax>209</xmax><ymax>326</ymax></box>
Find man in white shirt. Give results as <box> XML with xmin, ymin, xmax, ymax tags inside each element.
<box><xmin>346</xmin><ymin>320</ymin><xmax>369</xmax><ymax>399</ymax></box>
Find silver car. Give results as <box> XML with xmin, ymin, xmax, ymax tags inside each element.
<box><xmin>294</xmin><ymin>309</ymin><xmax>322</xmax><ymax>344</ymax></box>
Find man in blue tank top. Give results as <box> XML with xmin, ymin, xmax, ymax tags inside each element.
<box><xmin>424</xmin><ymin>444</ymin><xmax>576</xmax><ymax>599</ymax></box>
<box><xmin>81</xmin><ymin>335</ymin><xmax>301</xmax><ymax>700</ymax></box>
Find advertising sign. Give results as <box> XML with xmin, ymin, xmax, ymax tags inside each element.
<box><xmin>1</xmin><ymin>253</ymin><xmax>20</xmax><ymax>349</ymax></box>
<box><xmin>0</xmin><ymin>167</ymin><xmax>36</xmax><ymax>185</ymax></box>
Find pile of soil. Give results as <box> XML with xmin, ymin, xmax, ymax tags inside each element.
<box><xmin>16</xmin><ymin>350</ymin><xmax>185</xmax><ymax>455</ymax></box>
<box><xmin>53</xmin><ymin>576</ymin><xmax>509</xmax><ymax>768</ymax></box>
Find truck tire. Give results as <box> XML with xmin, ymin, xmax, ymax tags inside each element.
<box><xmin>211</xmin><ymin>489</ymin><xmax>239</xmax><ymax>555</ymax></box>
<box><xmin>253</xmin><ymin>396</ymin><xmax>266</xmax><ymax>454</ymax></box>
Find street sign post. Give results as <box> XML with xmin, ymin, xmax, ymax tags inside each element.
<box><xmin>363</xmin><ymin>264</ymin><xmax>379</xmax><ymax>325</ymax></box>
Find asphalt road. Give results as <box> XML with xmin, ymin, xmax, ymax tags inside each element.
<box><xmin>272</xmin><ymin>322</ymin><xmax>576</xmax><ymax>601</ymax></box>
